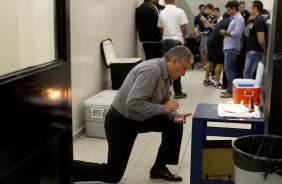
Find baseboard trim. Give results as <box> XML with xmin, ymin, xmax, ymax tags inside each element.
<box><xmin>73</xmin><ymin>126</ymin><xmax>85</xmax><ymax>140</ymax></box>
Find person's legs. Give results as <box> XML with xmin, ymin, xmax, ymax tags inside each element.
<box><xmin>173</xmin><ymin>77</ymin><xmax>183</xmax><ymax>95</ymax></box>
<box><xmin>222</xmin><ymin>69</ymin><xmax>228</xmax><ymax>89</ymax></box>
<box><xmin>138</xmin><ymin>115</ymin><xmax>183</xmax><ymax>168</ymax></box>
<box><xmin>143</xmin><ymin>43</ymin><xmax>152</xmax><ymax>60</ymax></box>
<box><xmin>203</xmin><ymin>62</ymin><xmax>213</xmax><ymax>86</ymax></box>
<box><xmin>211</xmin><ymin>47</ymin><xmax>224</xmax><ymax>88</ymax></box>
<box><xmin>153</xmin><ymin>42</ymin><xmax>163</xmax><ymax>58</ymax></box>
<box><xmin>152</xmin><ymin>116</ymin><xmax>183</xmax><ymax>167</ymax></box>
<box><xmin>143</xmin><ymin>43</ymin><xmax>162</xmax><ymax>60</ymax></box>
<box><xmin>204</xmin><ymin>62</ymin><xmax>213</xmax><ymax>80</ymax></box>
<box><xmin>223</xmin><ymin>48</ymin><xmax>238</xmax><ymax>95</ymax></box>
<box><xmin>211</xmin><ymin>63</ymin><xmax>215</xmax><ymax>79</ymax></box>
<box><xmin>118</xmin><ymin>114</ymin><xmax>183</xmax><ymax>181</ymax></box>
<box><xmin>161</xmin><ymin>39</ymin><xmax>182</xmax><ymax>56</ymax></box>
<box><xmin>236</xmin><ymin>51</ymin><xmax>246</xmax><ymax>78</ymax></box>
<box><xmin>243</xmin><ymin>51</ymin><xmax>263</xmax><ymax>79</ymax></box>
<box><xmin>214</xmin><ymin>64</ymin><xmax>223</xmax><ymax>84</ymax></box>
<box><xmin>73</xmin><ymin>109</ymin><xmax>137</xmax><ymax>183</ymax></box>
<box><xmin>199</xmin><ymin>37</ymin><xmax>206</xmax><ymax>69</ymax></box>
<box><xmin>161</xmin><ymin>39</ymin><xmax>179</xmax><ymax>55</ymax></box>
<box><xmin>203</xmin><ymin>46</ymin><xmax>214</xmax><ymax>86</ymax></box>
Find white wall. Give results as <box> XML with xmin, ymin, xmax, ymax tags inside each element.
<box><xmin>71</xmin><ymin>0</ymin><xmax>143</xmax><ymax>136</ymax></box>
<box><xmin>261</xmin><ymin>0</ymin><xmax>274</xmax><ymax>10</ymax></box>
<box><xmin>261</xmin><ymin>0</ymin><xmax>274</xmax><ymax>22</ymax></box>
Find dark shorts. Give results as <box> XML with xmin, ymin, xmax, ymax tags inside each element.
<box><xmin>207</xmin><ymin>45</ymin><xmax>224</xmax><ymax>64</ymax></box>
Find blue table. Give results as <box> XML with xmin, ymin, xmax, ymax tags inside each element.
<box><xmin>190</xmin><ymin>103</ymin><xmax>264</xmax><ymax>184</ymax></box>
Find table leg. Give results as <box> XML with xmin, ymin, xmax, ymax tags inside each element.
<box><xmin>190</xmin><ymin>117</ymin><xmax>204</xmax><ymax>184</ymax></box>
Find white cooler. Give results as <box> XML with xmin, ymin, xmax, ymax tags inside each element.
<box><xmin>84</xmin><ymin>90</ymin><xmax>117</xmax><ymax>138</ymax></box>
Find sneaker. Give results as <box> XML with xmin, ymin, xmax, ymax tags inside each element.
<box><xmin>194</xmin><ymin>63</ymin><xmax>202</xmax><ymax>69</ymax></box>
<box><xmin>199</xmin><ymin>67</ymin><xmax>206</xmax><ymax>71</ymax></box>
<box><xmin>221</xmin><ymin>91</ymin><xmax>227</xmax><ymax>94</ymax></box>
<box><xmin>174</xmin><ymin>92</ymin><xmax>187</xmax><ymax>99</ymax></box>
<box><xmin>203</xmin><ymin>80</ymin><xmax>214</xmax><ymax>86</ymax></box>
<box><xmin>213</xmin><ymin>82</ymin><xmax>222</xmax><ymax>89</ymax></box>
<box><xmin>220</xmin><ymin>92</ymin><xmax>232</xmax><ymax>98</ymax></box>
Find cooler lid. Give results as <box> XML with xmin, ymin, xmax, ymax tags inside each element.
<box><xmin>100</xmin><ymin>39</ymin><xmax>116</xmax><ymax>68</ymax></box>
<box><xmin>84</xmin><ymin>90</ymin><xmax>118</xmax><ymax>107</ymax></box>
<box><xmin>233</xmin><ymin>79</ymin><xmax>259</xmax><ymax>88</ymax></box>
<box><xmin>111</xmin><ymin>58</ymin><xmax>142</xmax><ymax>64</ymax></box>
<box><xmin>100</xmin><ymin>38</ymin><xmax>142</xmax><ymax>67</ymax></box>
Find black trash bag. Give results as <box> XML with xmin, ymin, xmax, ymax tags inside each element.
<box><xmin>232</xmin><ymin>135</ymin><xmax>282</xmax><ymax>179</ymax></box>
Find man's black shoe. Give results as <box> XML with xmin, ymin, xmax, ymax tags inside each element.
<box><xmin>174</xmin><ymin>91</ymin><xmax>187</xmax><ymax>99</ymax></box>
<box><xmin>150</xmin><ymin>167</ymin><xmax>182</xmax><ymax>181</ymax></box>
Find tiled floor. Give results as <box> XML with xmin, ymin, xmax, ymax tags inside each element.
<box><xmin>73</xmin><ymin>69</ymin><xmax>232</xmax><ymax>184</ymax></box>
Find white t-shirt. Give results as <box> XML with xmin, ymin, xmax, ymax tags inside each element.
<box><xmin>157</xmin><ymin>4</ymin><xmax>188</xmax><ymax>44</ymax></box>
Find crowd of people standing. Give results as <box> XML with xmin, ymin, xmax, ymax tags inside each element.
<box><xmin>136</xmin><ymin>0</ymin><xmax>268</xmax><ymax>99</ymax></box>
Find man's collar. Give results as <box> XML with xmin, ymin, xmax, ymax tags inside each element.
<box><xmin>231</xmin><ymin>12</ymin><xmax>241</xmax><ymax>19</ymax></box>
<box><xmin>160</xmin><ymin>58</ymin><xmax>169</xmax><ymax>80</ymax></box>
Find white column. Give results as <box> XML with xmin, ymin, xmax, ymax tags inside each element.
<box><xmin>260</xmin><ymin>0</ymin><xmax>274</xmax><ymax>22</ymax></box>
<box><xmin>260</xmin><ymin>0</ymin><xmax>274</xmax><ymax>10</ymax></box>
<box><xmin>159</xmin><ymin>0</ymin><xmax>165</xmax><ymax>6</ymax></box>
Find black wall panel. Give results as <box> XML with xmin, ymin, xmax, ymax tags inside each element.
<box><xmin>264</xmin><ymin>0</ymin><xmax>282</xmax><ymax>135</ymax></box>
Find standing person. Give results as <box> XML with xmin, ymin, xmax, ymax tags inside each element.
<box><xmin>243</xmin><ymin>1</ymin><xmax>267</xmax><ymax>79</ymax></box>
<box><xmin>194</xmin><ymin>4</ymin><xmax>208</xmax><ymax>70</ymax></box>
<box><xmin>213</xmin><ymin>7</ymin><xmax>222</xmax><ymax>22</ymax></box>
<box><xmin>203</xmin><ymin>17</ymin><xmax>231</xmax><ymax>88</ymax></box>
<box><xmin>153</xmin><ymin>0</ymin><xmax>165</xmax><ymax>13</ymax></box>
<box><xmin>158</xmin><ymin>0</ymin><xmax>188</xmax><ymax>99</ymax></box>
<box><xmin>73</xmin><ymin>45</ymin><xmax>193</xmax><ymax>183</ymax></box>
<box><xmin>236</xmin><ymin>1</ymin><xmax>251</xmax><ymax>79</ymax></box>
<box><xmin>220</xmin><ymin>1</ymin><xmax>245</xmax><ymax>98</ymax></box>
<box><xmin>210</xmin><ymin>7</ymin><xmax>222</xmax><ymax>79</ymax></box>
<box><xmin>201</xmin><ymin>3</ymin><xmax>217</xmax><ymax>38</ymax></box>
<box><xmin>200</xmin><ymin>3</ymin><xmax>216</xmax><ymax>55</ymax></box>
<box><xmin>239</xmin><ymin>1</ymin><xmax>250</xmax><ymax>23</ymax></box>
<box><xmin>136</xmin><ymin>0</ymin><xmax>162</xmax><ymax>60</ymax></box>
<box><xmin>200</xmin><ymin>3</ymin><xmax>217</xmax><ymax>82</ymax></box>
<box><xmin>220</xmin><ymin>12</ymin><xmax>230</xmax><ymax>90</ymax></box>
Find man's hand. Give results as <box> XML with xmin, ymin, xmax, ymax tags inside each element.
<box><xmin>199</xmin><ymin>32</ymin><xmax>206</xmax><ymax>37</ymax></box>
<box><xmin>173</xmin><ymin>113</ymin><xmax>192</xmax><ymax>124</ymax></box>
<box><xmin>165</xmin><ymin>100</ymin><xmax>179</xmax><ymax>113</ymax></box>
<box><xmin>219</xmin><ymin>29</ymin><xmax>228</xmax><ymax>36</ymax></box>
<box><xmin>200</xmin><ymin>16</ymin><xmax>207</xmax><ymax>23</ymax></box>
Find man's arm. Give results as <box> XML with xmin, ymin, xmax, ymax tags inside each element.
<box><xmin>194</xmin><ymin>16</ymin><xmax>198</xmax><ymax>29</ymax></box>
<box><xmin>157</xmin><ymin>14</ymin><xmax>163</xmax><ymax>34</ymax></box>
<box><xmin>257</xmin><ymin>32</ymin><xmax>267</xmax><ymax>53</ymax></box>
<box><xmin>229</xmin><ymin>18</ymin><xmax>245</xmax><ymax>38</ymax></box>
<box><xmin>220</xmin><ymin>18</ymin><xmax>244</xmax><ymax>38</ymax></box>
<box><xmin>200</xmin><ymin>16</ymin><xmax>216</xmax><ymax>30</ymax></box>
<box><xmin>181</xmin><ymin>24</ymin><xmax>187</xmax><ymax>42</ymax></box>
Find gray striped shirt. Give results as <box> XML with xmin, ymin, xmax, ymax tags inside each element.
<box><xmin>112</xmin><ymin>58</ymin><xmax>178</xmax><ymax>121</ymax></box>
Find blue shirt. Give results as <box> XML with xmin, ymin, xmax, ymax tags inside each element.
<box><xmin>223</xmin><ymin>12</ymin><xmax>245</xmax><ymax>51</ymax></box>
<box><xmin>204</xmin><ymin>15</ymin><xmax>217</xmax><ymax>36</ymax></box>
<box><xmin>194</xmin><ymin>13</ymin><xmax>208</xmax><ymax>32</ymax></box>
